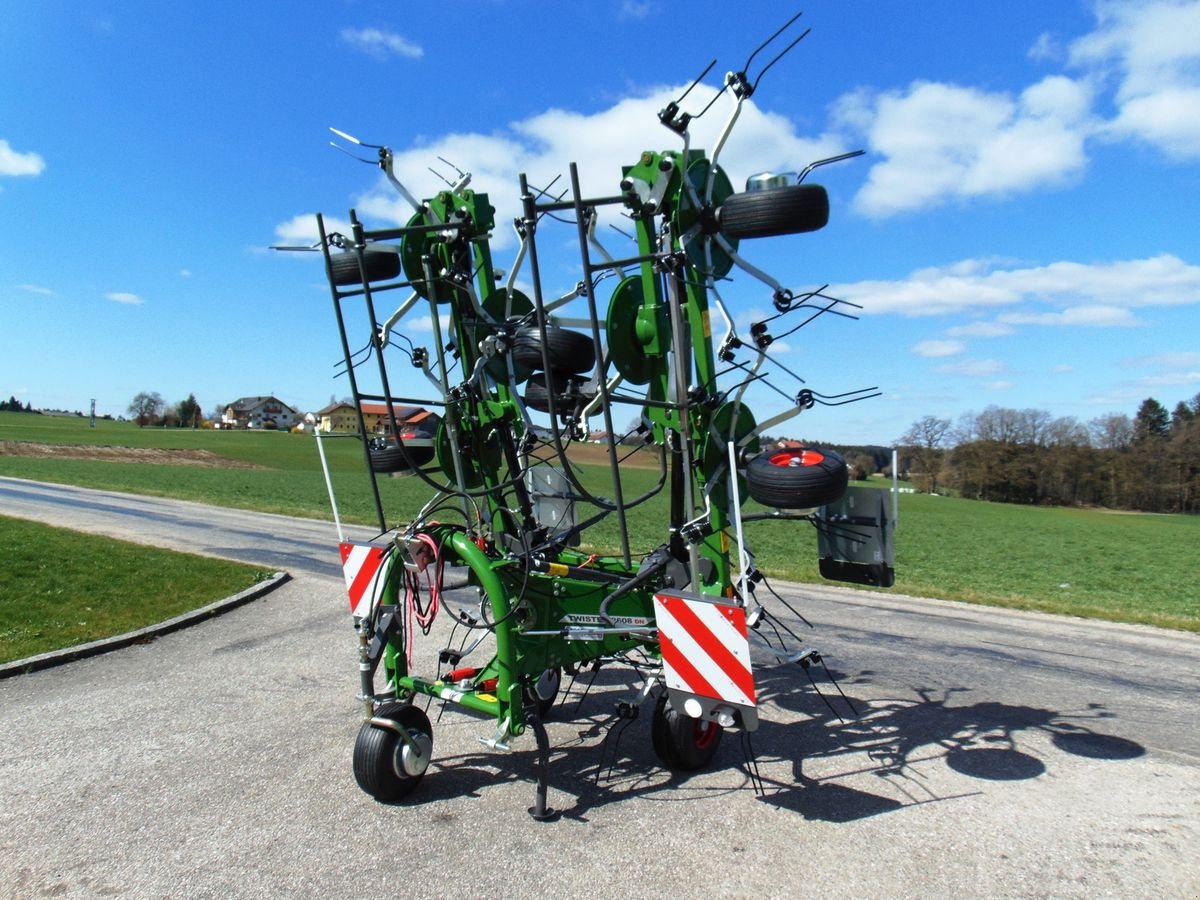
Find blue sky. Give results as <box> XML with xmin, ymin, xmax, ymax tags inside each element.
<box><xmin>3</xmin><ymin>0</ymin><xmax>1199</xmax><ymax>445</ymax></box>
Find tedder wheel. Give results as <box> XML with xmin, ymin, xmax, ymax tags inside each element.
<box><xmin>523</xmin><ymin>372</ymin><xmax>592</xmax><ymax>414</ymax></box>
<box><xmin>329</xmin><ymin>249</ymin><xmax>402</xmax><ymax>286</ymax></box>
<box><xmin>745</xmin><ymin>447</ymin><xmax>849</xmax><ymax>509</ymax></box>
<box><xmin>650</xmin><ymin>694</ymin><xmax>723</xmax><ymax>771</ymax></box>
<box><xmin>716</xmin><ymin>184</ymin><xmax>829</xmax><ymax>239</ymax></box>
<box><xmin>511</xmin><ymin>326</ymin><xmax>596</xmax><ymax>375</ymax></box>
<box><xmin>352</xmin><ymin>702</ymin><xmax>434</xmax><ymax>802</ymax></box>
<box><xmin>368</xmin><ymin>438</ymin><xmax>435</xmax><ymax>473</ymax></box>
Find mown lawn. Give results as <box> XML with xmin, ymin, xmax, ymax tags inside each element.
<box><xmin>0</xmin><ymin>514</ymin><xmax>271</xmax><ymax>664</ymax></box>
<box><xmin>3</xmin><ymin>411</ymin><xmax>1197</xmax><ymax>632</ymax></box>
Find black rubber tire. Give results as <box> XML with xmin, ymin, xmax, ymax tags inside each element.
<box><xmin>650</xmin><ymin>694</ymin><xmax>723</xmax><ymax>771</ymax></box>
<box><xmin>745</xmin><ymin>447</ymin><xmax>849</xmax><ymax>509</ymax></box>
<box><xmin>511</xmin><ymin>326</ymin><xmax>596</xmax><ymax>375</ymax></box>
<box><xmin>523</xmin><ymin>372</ymin><xmax>593</xmax><ymax>414</ymax></box>
<box><xmin>368</xmin><ymin>439</ymin><xmax>435</xmax><ymax>473</ymax></box>
<box><xmin>329</xmin><ymin>249</ymin><xmax>402</xmax><ymax>286</ymax></box>
<box><xmin>717</xmin><ymin>184</ymin><xmax>829</xmax><ymax>239</ymax></box>
<box><xmin>352</xmin><ymin>703</ymin><xmax>434</xmax><ymax>801</ymax></box>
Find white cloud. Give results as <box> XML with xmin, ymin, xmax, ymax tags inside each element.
<box><xmin>911</xmin><ymin>339</ymin><xmax>965</xmax><ymax>358</ymax></box>
<box><xmin>842</xmin><ymin>76</ymin><xmax>1092</xmax><ymax>217</ymax></box>
<box><xmin>342</xmin><ymin>83</ymin><xmax>847</xmax><ymax>251</ymax></box>
<box><xmin>946</xmin><ymin>321</ymin><xmax>1015</xmax><ymax>337</ymax></box>
<box><xmin>838</xmin><ymin>254</ymin><xmax>1200</xmax><ymax>319</ymax></box>
<box><xmin>104</xmin><ymin>292</ymin><xmax>143</xmax><ymax>305</ymax></box>
<box><xmin>935</xmin><ymin>358</ymin><xmax>1007</xmax><ymax>377</ymax></box>
<box><xmin>17</xmin><ymin>283</ymin><xmax>55</xmax><ymax>296</ymax></box>
<box><xmin>179</xmin><ymin>269</ymin><xmax>192</xmax><ymax>278</ymax></box>
<box><xmin>982</xmin><ymin>380</ymin><xmax>1014</xmax><ymax>391</ymax></box>
<box><xmin>1070</xmin><ymin>0</ymin><xmax>1200</xmax><ymax>159</ymax></box>
<box><xmin>1028</xmin><ymin>32</ymin><xmax>1062</xmax><ymax>63</ymax></box>
<box><xmin>997</xmin><ymin>304</ymin><xmax>1140</xmax><ymax>327</ymax></box>
<box><xmin>341</xmin><ymin>27</ymin><xmax>423</xmax><ymax>61</ymax></box>
<box><xmin>619</xmin><ymin>1</ymin><xmax>654</xmax><ymax>20</ymax></box>
<box><xmin>1123</xmin><ymin>351</ymin><xmax>1200</xmax><ymax>367</ymax></box>
<box><xmin>1051</xmin><ymin>364</ymin><xmax>1074</xmax><ymax>374</ymax></box>
<box><xmin>1139</xmin><ymin>370</ymin><xmax>1200</xmax><ymax>386</ymax></box>
<box><xmin>0</xmin><ymin>139</ymin><xmax>45</xmax><ymax>177</ymax></box>
<box><xmin>273</xmin><ymin>213</ymin><xmax>354</xmax><ymax>246</ymax></box>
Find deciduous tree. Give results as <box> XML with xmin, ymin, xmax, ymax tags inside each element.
<box><xmin>127</xmin><ymin>391</ymin><xmax>164</xmax><ymax>427</ymax></box>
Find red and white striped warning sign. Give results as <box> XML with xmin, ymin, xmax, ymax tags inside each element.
<box><xmin>338</xmin><ymin>542</ymin><xmax>392</xmax><ymax>619</ymax></box>
<box><xmin>653</xmin><ymin>592</ymin><xmax>756</xmax><ymax>708</ymax></box>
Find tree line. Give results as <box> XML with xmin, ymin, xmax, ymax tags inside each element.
<box><xmin>0</xmin><ymin>396</ymin><xmax>35</xmax><ymax>412</ymax></box>
<box><xmin>896</xmin><ymin>395</ymin><xmax>1200</xmax><ymax>514</ymax></box>
<box><xmin>127</xmin><ymin>391</ymin><xmax>211</xmax><ymax>428</ymax></box>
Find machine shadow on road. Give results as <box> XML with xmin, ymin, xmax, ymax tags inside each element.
<box><xmin>359</xmin><ymin>661</ymin><xmax>1145</xmax><ymax>823</ymax></box>
<box><xmin>751</xmin><ymin>666</ymin><xmax>1147</xmax><ymax>822</ymax></box>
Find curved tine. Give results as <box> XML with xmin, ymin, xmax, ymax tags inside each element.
<box><xmin>676</xmin><ymin>58</ymin><xmax>717</xmax><ymax>107</ymax></box>
<box><xmin>330</xmin><ymin>127</ymin><xmax>384</xmax><ymax>149</ymax></box>
<box><xmin>329</xmin><ymin>142</ymin><xmax>377</xmax><ymax>166</ymax></box>
<box><xmin>797</xmin><ymin>149</ymin><xmax>865</xmax><ymax>184</ymax></box>
<box><xmin>742</xmin><ymin>10</ymin><xmax>804</xmax><ymax>76</ymax></box>
<box><xmin>810</xmin><ymin>387</ymin><xmax>882</xmax><ymax>406</ymax></box>
<box><xmin>751</xmin><ymin>27</ymin><xmax>811</xmax><ymax>92</ymax></box>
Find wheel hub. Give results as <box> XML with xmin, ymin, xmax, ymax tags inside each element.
<box><xmin>395</xmin><ymin>732</ymin><xmax>433</xmax><ymax>778</ymax></box>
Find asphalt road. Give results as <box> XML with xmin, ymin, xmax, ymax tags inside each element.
<box><xmin>2</xmin><ymin>476</ymin><xmax>1198</xmax><ymax>898</ymax></box>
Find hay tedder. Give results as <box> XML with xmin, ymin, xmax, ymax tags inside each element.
<box><xmin>306</xmin><ymin>14</ymin><xmax>895</xmax><ymax>816</ymax></box>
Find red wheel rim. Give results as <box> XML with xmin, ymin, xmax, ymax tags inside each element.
<box><xmin>693</xmin><ymin>719</ymin><xmax>719</xmax><ymax>750</ymax></box>
<box><xmin>767</xmin><ymin>449</ymin><xmax>824</xmax><ymax>467</ymax></box>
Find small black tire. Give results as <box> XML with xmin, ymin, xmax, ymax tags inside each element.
<box><xmin>745</xmin><ymin>447</ymin><xmax>849</xmax><ymax>509</ymax></box>
<box><xmin>512</xmin><ymin>326</ymin><xmax>596</xmax><ymax>375</ymax></box>
<box><xmin>368</xmin><ymin>440</ymin><xmax>434</xmax><ymax>473</ymax></box>
<box><xmin>717</xmin><ymin>184</ymin><xmax>829</xmax><ymax>239</ymax></box>
<box><xmin>650</xmin><ymin>694</ymin><xmax>723</xmax><ymax>771</ymax></box>
<box><xmin>329</xmin><ymin>250</ymin><xmax>402</xmax><ymax>286</ymax></box>
<box><xmin>523</xmin><ymin>372</ymin><xmax>593</xmax><ymax>414</ymax></box>
<box><xmin>352</xmin><ymin>702</ymin><xmax>434</xmax><ymax>802</ymax></box>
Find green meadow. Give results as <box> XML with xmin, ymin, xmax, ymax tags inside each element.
<box><xmin>2</xmin><ymin>412</ymin><xmax>1197</xmax><ymax>639</ymax></box>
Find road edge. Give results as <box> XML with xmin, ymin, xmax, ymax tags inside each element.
<box><xmin>0</xmin><ymin>570</ymin><xmax>292</xmax><ymax>679</ymax></box>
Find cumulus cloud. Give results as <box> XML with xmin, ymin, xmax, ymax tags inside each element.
<box><xmin>1070</xmin><ymin>0</ymin><xmax>1200</xmax><ymax>160</ymax></box>
<box><xmin>842</xmin><ymin>76</ymin><xmax>1093</xmax><ymax>217</ymax></box>
<box><xmin>0</xmin><ymin>139</ymin><xmax>45</xmax><ymax>177</ymax></box>
<box><xmin>273</xmin><ymin>213</ymin><xmax>354</xmax><ymax>245</ymax></box>
<box><xmin>341</xmin><ymin>27</ymin><xmax>423</xmax><ymax>61</ymax></box>
<box><xmin>997</xmin><ymin>305</ymin><xmax>1140</xmax><ymax>327</ymax></box>
<box><xmin>838</xmin><ymin>253</ymin><xmax>1200</xmax><ymax>319</ymax></box>
<box><xmin>104</xmin><ymin>292</ymin><xmax>143</xmax><ymax>305</ymax></box>
<box><xmin>332</xmin><ymin>83</ymin><xmax>847</xmax><ymax>250</ymax></box>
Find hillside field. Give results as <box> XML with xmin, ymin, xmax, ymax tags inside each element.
<box><xmin>2</xmin><ymin>411</ymin><xmax>1196</xmax><ymax>632</ymax></box>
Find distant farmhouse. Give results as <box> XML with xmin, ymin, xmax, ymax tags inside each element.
<box><xmin>316</xmin><ymin>401</ymin><xmax>438</xmax><ymax>435</ymax></box>
<box><xmin>221</xmin><ymin>396</ymin><xmax>300</xmax><ymax>430</ymax></box>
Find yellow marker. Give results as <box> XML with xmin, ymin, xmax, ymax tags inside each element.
<box><xmin>547</xmin><ymin>562</ymin><xmax>569</xmax><ymax>577</ymax></box>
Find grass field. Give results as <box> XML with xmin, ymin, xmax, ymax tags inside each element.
<box><xmin>0</xmin><ymin>514</ymin><xmax>270</xmax><ymax>663</ymax></box>
<box><xmin>2</xmin><ymin>411</ymin><xmax>1197</xmax><ymax>633</ymax></box>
